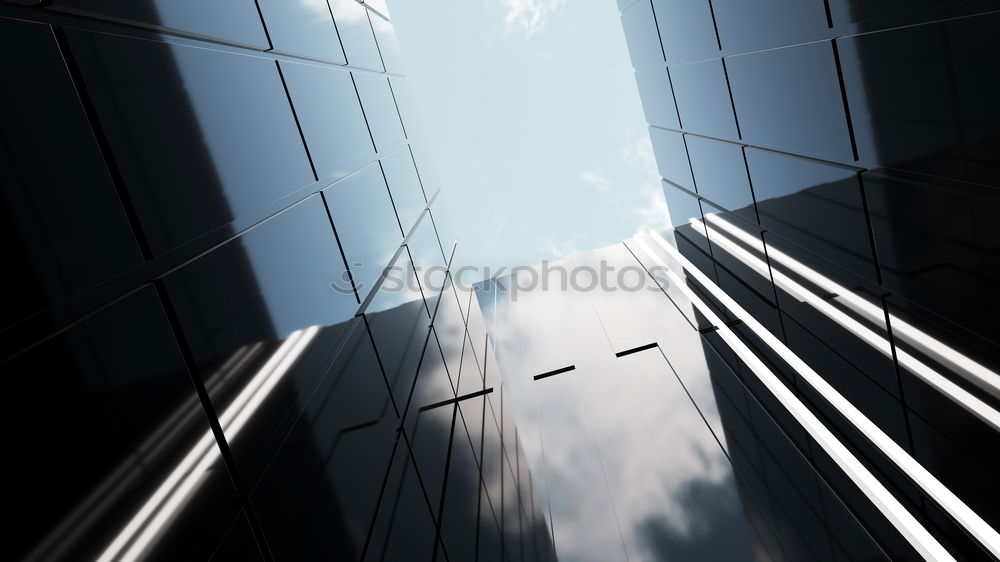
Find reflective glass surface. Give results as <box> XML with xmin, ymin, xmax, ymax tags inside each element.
<box><xmin>432</xmin><ymin>276</ymin><xmax>468</xmax><ymax>380</ymax></box>
<box><xmin>483</xmin><ymin>242</ymin><xmax>891</xmax><ymax>561</ymax></box>
<box><xmin>440</xmin><ymin>404</ymin><xmax>483</xmax><ymax>561</ymax></box>
<box><xmin>0</xmin><ymin>18</ymin><xmax>143</xmax><ymax>329</ymax></box>
<box><xmin>407</xmin><ymin>214</ymin><xmax>449</xmax><ymax>314</ymax></box>
<box><xmin>381</xmin><ymin>147</ymin><xmax>428</xmax><ymax>234</ymax></box>
<box><xmin>726</xmin><ymin>40</ymin><xmax>855</xmax><ymax>161</ymax></box>
<box><xmin>829</xmin><ymin>0</ymin><xmax>972</xmax><ymax>25</ymax></box>
<box><xmin>883</xmin><ymin>297</ymin><xmax>1000</xmax><ymax>534</ymax></box>
<box><xmin>865</xmin><ymin>171</ymin><xmax>1000</xmax><ymax>347</ymax></box>
<box><xmin>66</xmin><ymin>29</ymin><xmax>315</xmax><ymax>254</ymax></box>
<box><xmin>661</xmin><ymin>181</ymin><xmax>709</xmax><ymax>253</ymax></box>
<box><xmin>279</xmin><ymin>60</ymin><xmax>375</xmax><ymax>182</ymax></box>
<box><xmin>162</xmin><ymin>196</ymin><xmax>358</xmax><ymax>481</ymax></box>
<box><xmin>404</xmin><ymin>398</ymin><xmax>454</xmax><ymax>513</ymax></box>
<box><xmin>363</xmin><ymin>438</ymin><xmax>440</xmax><ymax>560</ymax></box>
<box><xmin>256</xmin><ymin>0</ymin><xmax>346</xmax><ymax>63</ymax></box>
<box><xmin>669</xmin><ymin>58</ymin><xmax>739</xmax><ymax>139</ymax></box>
<box><xmin>362</xmin><ymin>256</ymin><xmax>432</xmax><ymax>414</ymax></box>
<box><xmin>458</xmin><ymin>332</ymin><xmax>486</xmax><ymax>396</ymax></box>
<box><xmin>212</xmin><ymin>511</ymin><xmax>267</xmax><ymax>561</ymax></box>
<box><xmin>648</xmin><ymin>127</ymin><xmax>694</xmax><ymax>188</ymax></box>
<box><xmin>389</xmin><ymin>76</ymin><xmax>418</xmax><ymax>138</ymax></box>
<box><xmin>745</xmin><ymin>147</ymin><xmax>877</xmax><ymax>283</ymax></box>
<box><xmin>428</xmin><ymin>192</ymin><xmax>460</xmax><ymax>254</ymax></box>
<box><xmin>249</xmin><ymin>324</ymin><xmax>396</xmax><ymax>559</ymax></box>
<box><xmin>651</xmin><ymin>0</ymin><xmax>719</xmax><ymax>65</ymax></box>
<box><xmin>838</xmin><ymin>13</ymin><xmax>1000</xmax><ymax>187</ymax></box>
<box><xmin>712</xmin><ymin>0</ymin><xmax>829</xmax><ymax>53</ymax></box>
<box><xmin>620</xmin><ymin>0</ymin><xmax>664</xmax><ymax>70</ymax></box>
<box><xmin>329</xmin><ymin>0</ymin><xmax>384</xmax><ymax>71</ymax></box>
<box><xmin>484</xmin><ymin>242</ymin><xmax>913</xmax><ymax>560</ymax></box>
<box><xmin>700</xmin><ymin>199</ymin><xmax>777</xmax><ymax>307</ymax></box>
<box><xmin>354</xmin><ymin>72</ymin><xmax>406</xmax><ymax>154</ymax></box>
<box><xmin>2</xmin><ymin>3</ymin><xmax>549</xmax><ymax>560</ymax></box>
<box><xmin>634</xmin><ymin>67</ymin><xmax>681</xmax><ymax>129</ymax></box>
<box><xmin>50</xmin><ymin>0</ymin><xmax>268</xmax><ymax>46</ymax></box>
<box><xmin>368</xmin><ymin>9</ymin><xmax>406</xmax><ymax>75</ymax></box>
<box><xmin>5</xmin><ymin>287</ymin><xmax>238</xmax><ymax>561</ymax></box>
<box><xmin>322</xmin><ymin>162</ymin><xmax>403</xmax><ymax>303</ymax></box>
<box><xmin>620</xmin><ymin>3</ymin><xmax>1000</xmax><ymax>559</ymax></box>
<box><xmin>685</xmin><ymin>134</ymin><xmax>757</xmax><ymax>223</ymax></box>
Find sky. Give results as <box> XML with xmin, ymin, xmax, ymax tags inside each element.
<box><xmin>384</xmin><ymin>0</ymin><xmax>667</xmax><ymax>279</ymax></box>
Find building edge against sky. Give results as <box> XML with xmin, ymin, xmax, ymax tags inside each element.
<box><xmin>1</xmin><ymin>0</ymin><xmax>1000</xmax><ymax>561</ymax></box>
<box><xmin>1</xmin><ymin>1</ymin><xmax>554</xmax><ymax>560</ymax></box>
<box><xmin>479</xmin><ymin>2</ymin><xmax>998</xmax><ymax>561</ymax></box>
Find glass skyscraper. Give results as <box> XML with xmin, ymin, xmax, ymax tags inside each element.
<box><xmin>1</xmin><ymin>1</ymin><xmax>551</xmax><ymax>560</ymax></box>
<box><xmin>2</xmin><ymin>0</ymin><xmax>998</xmax><ymax>561</ymax></box>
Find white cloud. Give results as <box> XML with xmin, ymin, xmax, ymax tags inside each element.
<box><xmin>503</xmin><ymin>0</ymin><xmax>567</xmax><ymax>37</ymax></box>
<box><xmin>619</xmin><ymin>130</ymin><xmax>670</xmax><ymax>234</ymax></box>
<box><xmin>539</xmin><ymin>232</ymin><xmax>585</xmax><ymax>260</ymax></box>
<box><xmin>328</xmin><ymin>0</ymin><xmax>368</xmax><ymax>23</ymax></box>
<box><xmin>580</xmin><ymin>170</ymin><xmax>612</xmax><ymax>193</ymax></box>
<box><xmin>633</xmin><ymin>182</ymin><xmax>670</xmax><ymax>233</ymax></box>
<box><xmin>619</xmin><ymin>130</ymin><xmax>656</xmax><ymax>173</ymax></box>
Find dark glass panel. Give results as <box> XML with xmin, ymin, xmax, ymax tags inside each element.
<box><xmin>363</xmin><ymin>438</ymin><xmax>440</xmax><ymax>560</ymax></box>
<box><xmin>51</xmin><ymin>0</ymin><xmax>268</xmax><ymax>46</ymax></box>
<box><xmin>66</xmin><ymin>29</ymin><xmax>315</xmax><ymax>254</ymax></box>
<box><xmin>839</xmin><ymin>13</ymin><xmax>1000</xmax><ymax>187</ymax></box>
<box><xmin>865</xmin><ymin>171</ymin><xmax>1000</xmax><ymax>346</ymax></box>
<box><xmin>745</xmin><ymin>147</ymin><xmax>877</xmax><ymax>283</ymax></box>
<box><xmin>404</xmin><ymin>401</ymin><xmax>454</xmax><ymax>520</ymax></box>
<box><xmin>162</xmin><ymin>196</ymin><xmax>358</xmax><ymax>482</ymax></box>
<box><xmin>760</xmin><ymin>230</ymin><xmax>898</xmax><ymax>396</ymax></box>
<box><xmin>685</xmin><ymin>135</ymin><xmax>757</xmax><ymax>224</ymax></box>
<box><xmin>250</xmin><ymin>324</ymin><xmax>397</xmax><ymax>560</ymax></box>
<box><xmin>210</xmin><ymin>511</ymin><xmax>266</xmax><ymax>561</ymax></box>
<box><xmin>651</xmin><ymin>0</ymin><xmax>719</xmax><ymax>65</ymax></box>
<box><xmin>4</xmin><ymin>286</ymin><xmax>237</xmax><ymax>561</ymax></box>
<box><xmin>439</xmin><ymin>406</ymin><xmax>483</xmax><ymax>562</ymax></box>
<box><xmin>697</xmin><ymin>332</ymin><xmax>898</xmax><ymax>561</ymax></box>
<box><xmin>830</xmin><ymin>0</ymin><xmax>973</xmax><ymax>25</ymax></box>
<box><xmin>669</xmin><ymin>58</ymin><xmax>739</xmax><ymax>139</ymax></box>
<box><xmin>726</xmin><ymin>40</ymin><xmax>854</xmax><ymax>162</ymax></box>
<box><xmin>0</xmin><ymin>18</ymin><xmax>143</xmax><ymax>329</ymax></box>
<box><xmin>362</xmin><ymin>255</ymin><xmax>430</xmax><ymax>415</ymax></box>
<box><xmin>413</xmin><ymin>330</ymin><xmax>459</xmax><ymax>415</ymax></box>
<box><xmin>712</xmin><ymin>0</ymin><xmax>828</xmax><ymax>53</ymax></box>
<box><xmin>660</xmin><ymin>181</ymin><xmax>709</xmax><ymax>253</ymax></box>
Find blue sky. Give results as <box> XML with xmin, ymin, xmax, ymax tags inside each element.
<box><xmin>385</xmin><ymin>0</ymin><xmax>666</xmax><ymax>278</ymax></box>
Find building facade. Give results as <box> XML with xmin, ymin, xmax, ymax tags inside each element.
<box><xmin>1</xmin><ymin>1</ymin><xmax>551</xmax><ymax>560</ymax></box>
<box><xmin>615</xmin><ymin>0</ymin><xmax>1000</xmax><ymax>560</ymax></box>
<box><xmin>4</xmin><ymin>0</ymin><xmax>999</xmax><ymax>560</ymax></box>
